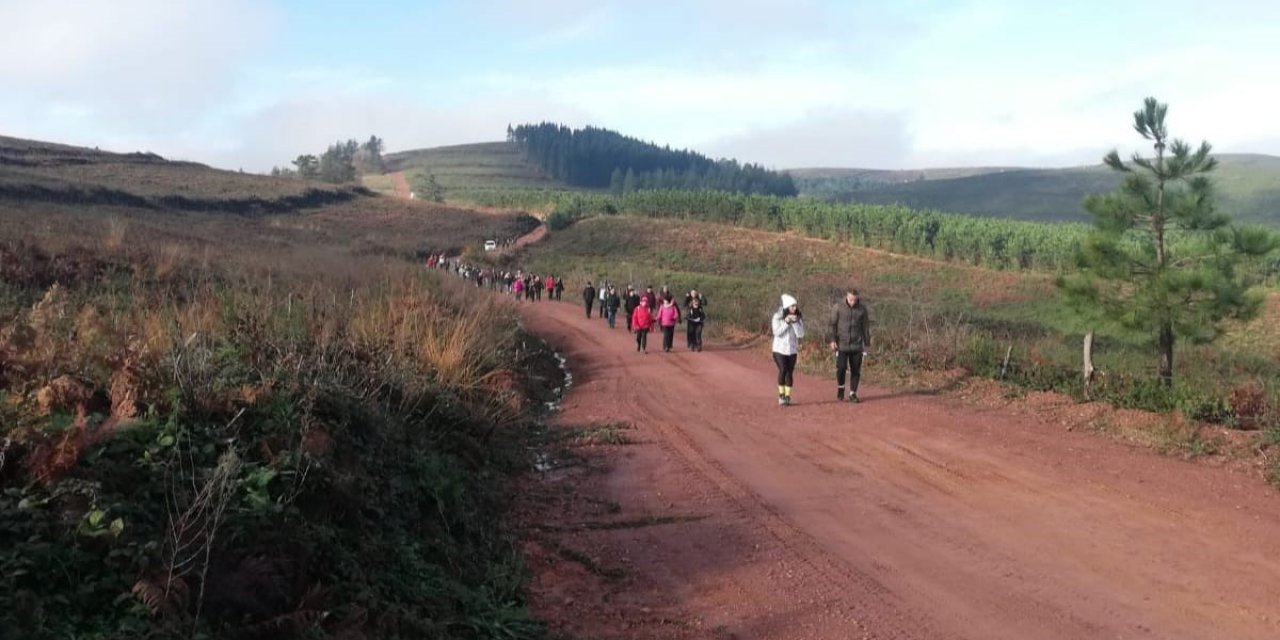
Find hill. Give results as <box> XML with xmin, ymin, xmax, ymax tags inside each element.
<box><xmin>374</xmin><ymin>141</ymin><xmax>570</xmax><ymax>199</ymax></box>
<box><xmin>0</xmin><ymin>134</ymin><xmax>537</xmax><ymax>255</ymax></box>
<box><xmin>0</xmin><ymin>134</ymin><xmax>549</xmax><ymax>638</ymax></box>
<box><xmin>509</xmin><ymin>123</ymin><xmax>798</xmax><ymax>196</ymax></box>
<box><xmin>795</xmin><ymin>154</ymin><xmax>1280</xmax><ymax>225</ymax></box>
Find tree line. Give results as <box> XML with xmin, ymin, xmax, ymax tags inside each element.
<box><xmin>271</xmin><ymin>135</ymin><xmax>385</xmax><ymax>183</ymax></box>
<box><xmin>508</xmin><ymin>122</ymin><xmax>798</xmax><ymax>197</ymax></box>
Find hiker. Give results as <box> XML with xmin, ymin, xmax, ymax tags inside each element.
<box><xmin>657</xmin><ymin>295</ymin><xmax>682</xmax><ymax>352</ymax></box>
<box><xmin>605</xmin><ymin>286</ymin><xmax>622</xmax><ymax>329</ymax></box>
<box><xmin>631</xmin><ymin>296</ymin><xmax>654</xmax><ymax>353</ymax></box>
<box><xmin>544</xmin><ymin>275</ymin><xmax>555</xmax><ymax>299</ymax></box>
<box><xmin>583</xmin><ymin>281</ymin><xmax>596</xmax><ymax>318</ymax></box>
<box><xmin>554</xmin><ymin>276</ymin><xmax>565</xmax><ymax>301</ymax></box>
<box><xmin>599</xmin><ymin>282</ymin><xmax>610</xmax><ymax>323</ymax></box>
<box><xmin>771</xmin><ymin>294</ymin><xmax>805</xmax><ymax>406</ymax></box>
<box><xmin>512</xmin><ymin>276</ymin><xmax>525</xmax><ymax>301</ymax></box>
<box><xmin>828</xmin><ymin>289</ymin><xmax>872</xmax><ymax>403</ymax></box>
<box><xmin>532</xmin><ymin>274</ymin><xmax>544</xmax><ymax>301</ymax></box>
<box><xmin>685</xmin><ymin>289</ymin><xmax>708</xmax><ymax>309</ymax></box>
<box><xmin>641</xmin><ymin>285</ymin><xmax>658</xmax><ymax>311</ymax></box>
<box><xmin>686</xmin><ymin>297</ymin><xmax>705</xmax><ymax>351</ymax></box>
<box><xmin>623</xmin><ymin>285</ymin><xmax>640</xmax><ymax>331</ymax></box>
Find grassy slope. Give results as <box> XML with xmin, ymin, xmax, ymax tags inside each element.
<box><xmin>0</xmin><ymin>135</ymin><xmax>549</xmax><ymax>639</ymax></box>
<box><xmin>379</xmin><ymin>141</ymin><xmax>576</xmax><ymax>197</ymax></box>
<box><xmin>795</xmin><ymin>154</ymin><xmax>1280</xmax><ymax>225</ymax></box>
<box><xmin>0</xmin><ymin>135</ymin><xmax>539</xmax><ymax>257</ymax></box>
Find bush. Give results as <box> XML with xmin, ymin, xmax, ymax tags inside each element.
<box><xmin>0</xmin><ymin>243</ymin><xmax>548</xmax><ymax>640</ymax></box>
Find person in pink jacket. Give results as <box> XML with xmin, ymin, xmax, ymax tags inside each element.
<box><xmin>511</xmin><ymin>277</ymin><xmax>525</xmax><ymax>301</ymax></box>
<box><xmin>656</xmin><ymin>295</ymin><xmax>682</xmax><ymax>353</ymax></box>
<box><xmin>631</xmin><ymin>296</ymin><xmax>655</xmax><ymax>353</ymax></box>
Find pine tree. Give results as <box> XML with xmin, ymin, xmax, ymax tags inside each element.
<box><xmin>1058</xmin><ymin>98</ymin><xmax>1277</xmax><ymax>387</ymax></box>
<box><xmin>609</xmin><ymin>167</ymin><xmax>625</xmax><ymax>194</ymax></box>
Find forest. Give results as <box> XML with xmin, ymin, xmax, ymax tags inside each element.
<box><xmin>507</xmin><ymin>122</ymin><xmax>798</xmax><ymax>196</ymax></box>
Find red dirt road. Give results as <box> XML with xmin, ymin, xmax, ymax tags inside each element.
<box><xmin>391</xmin><ymin>171</ymin><xmax>411</xmax><ymax>198</ymax></box>
<box><xmin>518</xmin><ymin>299</ymin><xmax>1280</xmax><ymax>640</ymax></box>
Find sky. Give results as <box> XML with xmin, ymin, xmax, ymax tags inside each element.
<box><xmin>3</xmin><ymin>0</ymin><xmax>1280</xmax><ymax>172</ymax></box>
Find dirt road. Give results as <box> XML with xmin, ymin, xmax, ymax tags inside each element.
<box><xmin>518</xmin><ymin>299</ymin><xmax>1280</xmax><ymax>640</ymax></box>
<box><xmin>391</xmin><ymin>171</ymin><xmax>411</xmax><ymax>198</ymax></box>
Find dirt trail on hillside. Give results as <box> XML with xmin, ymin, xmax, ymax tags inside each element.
<box><xmin>391</xmin><ymin>171</ymin><xmax>411</xmax><ymax>198</ymax></box>
<box><xmin>517</xmin><ymin>299</ymin><xmax>1280</xmax><ymax>640</ymax></box>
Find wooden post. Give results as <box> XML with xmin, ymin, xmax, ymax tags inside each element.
<box><xmin>1083</xmin><ymin>331</ymin><xmax>1096</xmax><ymax>399</ymax></box>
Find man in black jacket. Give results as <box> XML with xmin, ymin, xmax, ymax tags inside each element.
<box><xmin>583</xmin><ymin>282</ymin><xmax>596</xmax><ymax>318</ymax></box>
<box><xmin>623</xmin><ymin>286</ymin><xmax>640</xmax><ymax>331</ymax></box>
<box><xmin>828</xmin><ymin>289</ymin><xmax>871</xmax><ymax>403</ymax></box>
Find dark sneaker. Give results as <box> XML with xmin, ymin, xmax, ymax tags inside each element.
<box><xmin>783</xmin><ymin>395</ymin><xmax>793</xmax><ymax>406</ymax></box>
<box><xmin>836</xmin><ymin>389</ymin><xmax>845</xmax><ymax>401</ymax></box>
<box><xmin>849</xmin><ymin>394</ymin><xmax>861</xmax><ymax>404</ymax></box>
<box><xmin>778</xmin><ymin>394</ymin><xmax>786</xmax><ymax>406</ymax></box>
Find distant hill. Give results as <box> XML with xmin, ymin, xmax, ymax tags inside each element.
<box><xmin>0</xmin><ymin>134</ymin><xmax>373</xmax><ymax>214</ymax></box>
<box><xmin>793</xmin><ymin>154</ymin><xmax>1280</xmax><ymax>225</ymax></box>
<box><xmin>0</xmin><ymin>134</ymin><xmax>539</xmax><ymax>255</ymax></box>
<box><xmin>383</xmin><ymin>141</ymin><xmax>567</xmax><ymax>194</ymax></box>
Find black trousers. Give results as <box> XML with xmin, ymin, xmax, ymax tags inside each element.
<box><xmin>585</xmin><ymin>299</ymin><xmax>594</xmax><ymax>318</ymax></box>
<box><xmin>773</xmin><ymin>352</ymin><xmax>797</xmax><ymax>387</ymax></box>
<box><xmin>836</xmin><ymin>350</ymin><xmax>864</xmax><ymax>392</ymax></box>
<box><xmin>625</xmin><ymin>309</ymin><xmax>634</xmax><ymax>331</ymax></box>
<box><xmin>661</xmin><ymin>326</ymin><xmax>676</xmax><ymax>350</ymax></box>
<box><xmin>687</xmin><ymin>323</ymin><xmax>703</xmax><ymax>349</ymax></box>
<box><xmin>635</xmin><ymin>329</ymin><xmax>649</xmax><ymax>351</ymax></box>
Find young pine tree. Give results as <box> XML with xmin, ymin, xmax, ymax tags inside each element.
<box><xmin>1058</xmin><ymin>98</ymin><xmax>1277</xmax><ymax>387</ymax></box>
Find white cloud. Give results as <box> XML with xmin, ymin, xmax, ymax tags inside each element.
<box><xmin>0</xmin><ymin>0</ymin><xmax>275</xmax><ymax>128</ymax></box>
<box><xmin>708</xmin><ymin>108</ymin><xmax>913</xmax><ymax>168</ymax></box>
<box><xmin>187</xmin><ymin>93</ymin><xmax>592</xmax><ymax>171</ymax></box>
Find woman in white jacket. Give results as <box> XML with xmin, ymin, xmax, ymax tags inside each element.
<box><xmin>771</xmin><ymin>294</ymin><xmax>805</xmax><ymax>406</ymax></box>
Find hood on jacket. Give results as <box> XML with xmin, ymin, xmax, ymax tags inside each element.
<box><xmin>780</xmin><ymin>294</ymin><xmax>798</xmax><ymax>308</ymax></box>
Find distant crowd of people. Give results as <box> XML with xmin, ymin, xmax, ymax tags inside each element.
<box><xmin>427</xmin><ymin>254</ymin><xmax>871</xmax><ymax>408</ymax></box>
<box><xmin>425</xmin><ymin>253</ymin><xmax>565</xmax><ymax>299</ymax></box>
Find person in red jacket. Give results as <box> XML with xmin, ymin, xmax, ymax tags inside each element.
<box><xmin>656</xmin><ymin>295</ymin><xmax>682</xmax><ymax>352</ymax></box>
<box><xmin>631</xmin><ymin>296</ymin><xmax>655</xmax><ymax>353</ymax></box>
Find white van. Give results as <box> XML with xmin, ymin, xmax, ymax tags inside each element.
<box><xmin>483</xmin><ymin>240</ymin><xmax>498</xmax><ymax>251</ymax></box>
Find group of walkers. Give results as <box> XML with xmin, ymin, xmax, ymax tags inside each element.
<box><xmin>426</xmin><ymin>254</ymin><xmax>870</xmax><ymax>408</ymax></box>
<box><xmin>580</xmin><ymin>282</ymin><xmax>708</xmax><ymax>354</ymax></box>
<box><xmin>425</xmin><ymin>254</ymin><xmax>565</xmax><ymax>300</ymax></box>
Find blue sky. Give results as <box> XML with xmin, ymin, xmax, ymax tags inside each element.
<box><xmin>3</xmin><ymin>0</ymin><xmax>1279</xmax><ymax>171</ymax></box>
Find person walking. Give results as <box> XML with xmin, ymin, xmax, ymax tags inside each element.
<box><xmin>771</xmin><ymin>294</ymin><xmax>805</xmax><ymax>406</ymax></box>
<box><xmin>631</xmin><ymin>297</ymin><xmax>654</xmax><ymax>353</ymax></box>
<box><xmin>599</xmin><ymin>282</ymin><xmax>610</xmax><ymax>324</ymax></box>
<box><xmin>511</xmin><ymin>276</ymin><xmax>525</xmax><ymax>301</ymax></box>
<box><xmin>686</xmin><ymin>297</ymin><xmax>706</xmax><ymax>351</ymax></box>
<box><xmin>828</xmin><ymin>289</ymin><xmax>871</xmax><ymax>403</ymax></box>
<box><xmin>623</xmin><ymin>286</ymin><xmax>640</xmax><ymax>332</ymax></box>
<box><xmin>582</xmin><ymin>281</ymin><xmax>596</xmax><ymax>318</ymax></box>
<box><xmin>641</xmin><ymin>285</ymin><xmax>658</xmax><ymax>311</ymax></box>
<box><xmin>657</xmin><ymin>295</ymin><xmax>682</xmax><ymax>352</ymax></box>
<box><xmin>605</xmin><ymin>286</ymin><xmax>622</xmax><ymax>329</ymax></box>
<box><xmin>554</xmin><ymin>276</ymin><xmax>565</xmax><ymax>301</ymax></box>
